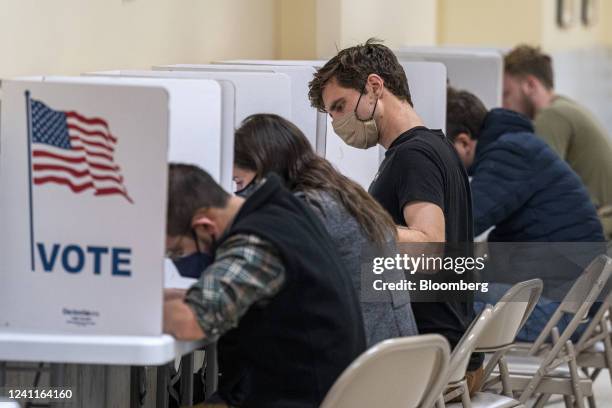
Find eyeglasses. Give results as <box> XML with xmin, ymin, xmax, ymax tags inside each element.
<box><xmin>165</xmin><ymin>230</ymin><xmax>201</xmax><ymax>260</ymax></box>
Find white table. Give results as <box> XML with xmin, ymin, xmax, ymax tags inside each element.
<box><xmin>0</xmin><ymin>332</ymin><xmax>208</xmax><ymax>407</ymax></box>
<box><xmin>0</xmin><ymin>332</ymin><xmax>203</xmax><ymax>366</ymax></box>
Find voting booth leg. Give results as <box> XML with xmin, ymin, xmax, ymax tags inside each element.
<box><xmin>0</xmin><ymin>362</ymin><xmax>6</xmax><ymax>388</ymax></box>
<box><xmin>156</xmin><ymin>363</ymin><xmax>170</xmax><ymax>408</ymax></box>
<box><xmin>130</xmin><ymin>366</ymin><xmax>148</xmax><ymax>407</ymax></box>
<box><xmin>180</xmin><ymin>355</ymin><xmax>194</xmax><ymax>406</ymax></box>
<box><xmin>49</xmin><ymin>363</ymin><xmax>66</xmax><ymax>408</ymax></box>
<box><xmin>204</xmin><ymin>344</ymin><xmax>218</xmax><ymax>399</ymax></box>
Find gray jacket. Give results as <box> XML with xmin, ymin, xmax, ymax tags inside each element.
<box><xmin>296</xmin><ymin>189</ymin><xmax>418</xmax><ymax>346</ymax></box>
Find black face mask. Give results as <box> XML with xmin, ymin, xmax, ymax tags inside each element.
<box><xmin>171</xmin><ymin>230</ymin><xmax>215</xmax><ymax>278</ymax></box>
<box><xmin>235</xmin><ymin>178</ymin><xmax>258</xmax><ymax>198</ymax></box>
<box><xmin>172</xmin><ymin>251</ymin><xmax>214</xmax><ymax>279</ymax></box>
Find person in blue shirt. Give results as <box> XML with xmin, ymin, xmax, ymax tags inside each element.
<box><xmin>446</xmin><ymin>87</ymin><xmax>605</xmax><ymax>341</ymax></box>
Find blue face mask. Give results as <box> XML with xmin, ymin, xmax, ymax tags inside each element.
<box><xmin>171</xmin><ymin>230</ymin><xmax>215</xmax><ymax>278</ymax></box>
<box><xmin>172</xmin><ymin>252</ymin><xmax>214</xmax><ymax>279</ymax></box>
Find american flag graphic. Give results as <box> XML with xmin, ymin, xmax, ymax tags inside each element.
<box><xmin>29</xmin><ymin>99</ymin><xmax>133</xmax><ymax>203</ymax></box>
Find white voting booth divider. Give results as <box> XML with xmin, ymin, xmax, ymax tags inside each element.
<box><xmin>85</xmin><ymin>70</ymin><xmax>293</xmax><ymax>203</ymax></box>
<box><xmin>395</xmin><ymin>46</ymin><xmax>503</xmax><ymax>109</ymax></box>
<box><xmin>29</xmin><ymin>75</ymin><xmax>236</xmax><ymax>290</ymax></box>
<box><xmin>154</xmin><ymin>64</ymin><xmax>321</xmax><ymax>148</ymax></box>
<box><xmin>0</xmin><ymin>76</ymin><xmax>225</xmax><ymax>407</ymax></box>
<box><xmin>35</xmin><ymin>75</ymin><xmax>233</xmax><ymax>190</ymax></box>
<box><xmin>1</xmin><ymin>79</ymin><xmax>168</xmax><ymax>338</ymax></box>
<box><xmin>84</xmin><ymin>70</ymin><xmax>292</xmax><ymax>129</ymax></box>
<box><xmin>215</xmin><ymin>59</ymin><xmax>446</xmax><ymax>190</ymax></box>
<box><xmin>0</xmin><ymin>77</ymin><xmax>222</xmax><ymax>368</ymax></box>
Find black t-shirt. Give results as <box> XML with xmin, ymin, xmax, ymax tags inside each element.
<box><xmin>369</xmin><ymin>126</ymin><xmax>483</xmax><ymax>370</ymax></box>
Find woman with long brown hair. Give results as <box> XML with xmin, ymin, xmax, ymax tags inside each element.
<box><xmin>233</xmin><ymin>113</ymin><xmax>417</xmax><ymax>345</ymax></box>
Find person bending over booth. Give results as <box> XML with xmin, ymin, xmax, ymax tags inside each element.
<box><xmin>503</xmin><ymin>45</ymin><xmax>612</xmax><ymax>240</ymax></box>
<box><xmin>232</xmin><ymin>113</ymin><xmax>418</xmax><ymax>347</ymax></box>
<box><xmin>446</xmin><ymin>87</ymin><xmax>605</xmax><ymax>340</ymax></box>
<box><xmin>308</xmin><ymin>39</ymin><xmax>483</xmax><ymax>394</ymax></box>
<box><xmin>163</xmin><ymin>164</ymin><xmax>365</xmax><ymax>408</ymax></box>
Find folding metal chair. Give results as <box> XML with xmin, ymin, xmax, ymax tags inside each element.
<box><xmin>444</xmin><ymin>279</ymin><xmax>543</xmax><ymax>408</ymax></box>
<box><xmin>320</xmin><ymin>334</ymin><xmax>450</xmax><ymax>408</ymax></box>
<box><xmin>444</xmin><ymin>306</ymin><xmax>526</xmax><ymax>408</ymax></box>
<box><xmin>496</xmin><ymin>255</ymin><xmax>612</xmax><ymax>408</ymax></box>
<box><xmin>574</xmin><ymin>292</ymin><xmax>612</xmax><ymax>387</ymax></box>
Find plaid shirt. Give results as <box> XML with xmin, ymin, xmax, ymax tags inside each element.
<box><xmin>185</xmin><ymin>233</ymin><xmax>285</xmax><ymax>342</ymax></box>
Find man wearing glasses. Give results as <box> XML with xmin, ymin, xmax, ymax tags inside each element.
<box><xmin>163</xmin><ymin>163</ymin><xmax>365</xmax><ymax>408</ymax></box>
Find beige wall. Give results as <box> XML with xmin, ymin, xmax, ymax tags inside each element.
<box><xmin>540</xmin><ymin>0</ymin><xmax>608</xmax><ymax>50</ymax></box>
<box><xmin>276</xmin><ymin>0</ymin><xmax>317</xmax><ymax>59</ymax></box>
<box><xmin>437</xmin><ymin>0</ymin><xmax>541</xmax><ymax>47</ymax></box>
<box><xmin>437</xmin><ymin>0</ymin><xmax>610</xmax><ymax>51</ymax></box>
<box><xmin>606</xmin><ymin>0</ymin><xmax>612</xmax><ymax>45</ymax></box>
<box><xmin>338</xmin><ymin>0</ymin><xmax>437</xmax><ymax>53</ymax></box>
<box><xmin>278</xmin><ymin>0</ymin><xmax>437</xmax><ymax>59</ymax></box>
<box><xmin>0</xmin><ymin>0</ymin><xmax>277</xmax><ymax>78</ymax></box>
<box><xmin>2</xmin><ymin>0</ymin><xmax>611</xmax><ymax>78</ymax></box>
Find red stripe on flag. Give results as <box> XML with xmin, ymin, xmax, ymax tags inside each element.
<box><xmin>88</xmin><ymin>161</ymin><xmax>120</xmax><ymax>172</ymax></box>
<box><xmin>70</xmin><ymin>145</ymin><xmax>114</xmax><ymax>162</ymax></box>
<box><xmin>67</xmin><ymin>123</ymin><xmax>117</xmax><ymax>145</ymax></box>
<box><xmin>95</xmin><ymin>187</ymin><xmax>133</xmax><ymax>203</ymax></box>
<box><xmin>65</xmin><ymin>112</ymin><xmax>117</xmax><ymax>141</ymax></box>
<box><xmin>33</xmin><ymin>150</ymin><xmax>85</xmax><ymax>163</ymax></box>
<box><xmin>69</xmin><ymin>135</ymin><xmax>114</xmax><ymax>153</ymax></box>
<box><xmin>32</xmin><ymin>164</ymin><xmax>124</xmax><ymax>183</ymax></box>
<box><xmin>33</xmin><ymin>149</ymin><xmax>119</xmax><ymax>171</ymax></box>
<box><xmin>33</xmin><ymin>176</ymin><xmax>94</xmax><ymax>193</ymax></box>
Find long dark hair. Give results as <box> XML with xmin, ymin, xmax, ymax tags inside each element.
<box><xmin>234</xmin><ymin>113</ymin><xmax>396</xmax><ymax>245</ymax></box>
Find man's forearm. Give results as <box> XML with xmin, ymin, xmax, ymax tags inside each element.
<box><xmin>396</xmin><ymin>226</ymin><xmax>441</xmax><ymax>243</ymax></box>
<box><xmin>163</xmin><ymin>299</ymin><xmax>207</xmax><ymax>341</ymax></box>
<box><xmin>164</xmin><ymin>288</ymin><xmax>187</xmax><ymax>301</ymax></box>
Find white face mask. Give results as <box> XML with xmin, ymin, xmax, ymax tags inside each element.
<box><xmin>332</xmin><ymin>87</ymin><xmax>379</xmax><ymax>149</ymax></box>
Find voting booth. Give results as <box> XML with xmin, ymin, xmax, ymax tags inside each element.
<box><xmin>395</xmin><ymin>46</ymin><xmax>504</xmax><ymax>109</ymax></box>
<box><xmin>214</xmin><ymin>59</ymin><xmax>447</xmax><ymax>190</ymax></box>
<box><xmin>29</xmin><ymin>75</ymin><xmax>236</xmax><ymax>289</ymax></box>
<box><xmin>0</xmin><ymin>78</ymin><xmax>171</xmax><ymax>337</ymax></box>
<box><xmin>0</xmin><ymin>77</ymin><xmax>226</xmax><ymax>406</ymax></box>
<box><xmin>85</xmin><ymin>70</ymin><xmax>292</xmax><ymax>192</ymax></box>
<box><xmin>154</xmin><ymin>64</ymin><xmax>321</xmax><ymax>148</ymax></box>
<box><xmin>84</xmin><ymin>70</ymin><xmax>292</xmax><ymax>129</ymax></box>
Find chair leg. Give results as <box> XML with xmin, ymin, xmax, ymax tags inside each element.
<box><xmin>566</xmin><ymin>341</ymin><xmax>585</xmax><ymax>408</ymax></box>
<box><xmin>587</xmin><ymin>394</ymin><xmax>597</xmax><ymax>408</ymax></box>
<box><xmin>518</xmin><ymin>370</ymin><xmax>543</xmax><ymax>404</ymax></box>
<box><xmin>533</xmin><ymin>393</ymin><xmax>551</xmax><ymax>408</ymax></box>
<box><xmin>460</xmin><ymin>381</ymin><xmax>472</xmax><ymax>408</ymax></box>
<box><xmin>564</xmin><ymin>395</ymin><xmax>573</xmax><ymax>408</ymax></box>
<box><xmin>481</xmin><ymin>350</ymin><xmax>505</xmax><ymax>392</ymax></box>
<box><xmin>588</xmin><ymin>368</ymin><xmax>601</xmax><ymax>382</ymax></box>
<box><xmin>498</xmin><ymin>357</ymin><xmax>513</xmax><ymax>398</ymax></box>
<box><xmin>603</xmin><ymin>333</ymin><xmax>612</xmax><ymax>384</ymax></box>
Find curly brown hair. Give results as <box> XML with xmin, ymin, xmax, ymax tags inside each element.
<box><xmin>308</xmin><ymin>38</ymin><xmax>412</xmax><ymax>112</ymax></box>
<box><xmin>504</xmin><ymin>45</ymin><xmax>554</xmax><ymax>89</ymax></box>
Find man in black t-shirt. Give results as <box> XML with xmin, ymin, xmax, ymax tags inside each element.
<box><xmin>308</xmin><ymin>39</ymin><xmax>483</xmax><ymax>392</ymax></box>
